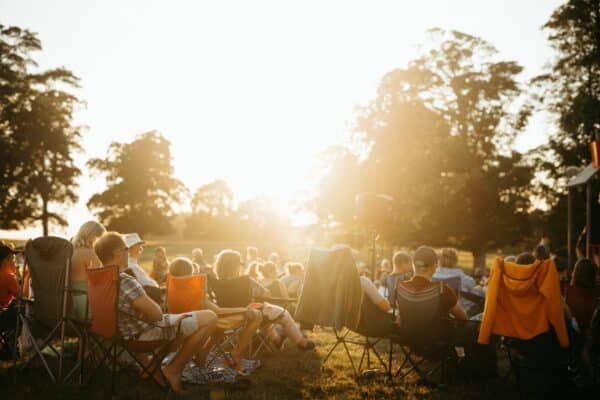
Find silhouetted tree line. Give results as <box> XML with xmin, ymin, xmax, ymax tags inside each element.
<box><xmin>0</xmin><ymin>0</ymin><xmax>598</xmax><ymax>257</ymax></box>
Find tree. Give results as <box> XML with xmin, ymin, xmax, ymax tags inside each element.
<box><xmin>184</xmin><ymin>179</ymin><xmax>236</xmax><ymax>240</ymax></box>
<box><xmin>314</xmin><ymin>29</ymin><xmax>533</xmax><ymax>268</ymax></box>
<box><xmin>0</xmin><ymin>24</ymin><xmax>83</xmax><ymax>235</ymax></box>
<box><xmin>528</xmin><ymin>0</ymin><xmax>600</xmax><ymax>247</ymax></box>
<box><xmin>191</xmin><ymin>179</ymin><xmax>234</xmax><ymax>217</ymax></box>
<box><xmin>238</xmin><ymin>195</ymin><xmax>290</xmax><ymax>242</ymax></box>
<box><xmin>87</xmin><ymin>131</ymin><xmax>186</xmax><ymax>236</ymax></box>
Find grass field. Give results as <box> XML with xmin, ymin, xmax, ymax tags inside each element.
<box><xmin>1</xmin><ymin>328</ymin><xmax>521</xmax><ymax>400</ymax></box>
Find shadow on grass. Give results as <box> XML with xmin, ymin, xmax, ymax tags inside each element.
<box><xmin>0</xmin><ymin>329</ymin><xmax>535</xmax><ymax>400</ymax></box>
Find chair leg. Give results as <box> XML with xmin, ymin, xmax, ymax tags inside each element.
<box><xmin>111</xmin><ymin>342</ymin><xmax>117</xmax><ymax>395</ymax></box>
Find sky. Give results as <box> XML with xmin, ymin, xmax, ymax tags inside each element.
<box><xmin>0</xmin><ymin>0</ymin><xmax>564</xmax><ymax>238</ymax></box>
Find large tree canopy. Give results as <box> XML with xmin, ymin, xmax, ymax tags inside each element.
<box><xmin>0</xmin><ymin>24</ymin><xmax>83</xmax><ymax>235</ymax></box>
<box><xmin>87</xmin><ymin>131</ymin><xmax>186</xmax><ymax>236</ymax></box>
<box><xmin>312</xmin><ymin>29</ymin><xmax>534</xmax><ymax>268</ymax></box>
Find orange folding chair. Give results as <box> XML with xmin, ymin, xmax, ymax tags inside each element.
<box><xmin>85</xmin><ymin>266</ymin><xmax>184</xmax><ymax>394</ymax></box>
<box><xmin>165</xmin><ymin>274</ymin><xmax>246</xmax><ymax>366</ymax></box>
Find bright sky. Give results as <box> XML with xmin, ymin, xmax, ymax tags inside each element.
<box><xmin>0</xmin><ymin>0</ymin><xmax>563</xmax><ymax>238</ymax></box>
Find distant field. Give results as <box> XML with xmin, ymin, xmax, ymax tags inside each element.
<box><xmin>1</xmin><ymin>236</ymin><xmax>497</xmax><ymax>273</ymax></box>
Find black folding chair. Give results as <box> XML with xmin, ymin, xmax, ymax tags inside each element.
<box><xmin>388</xmin><ymin>280</ymin><xmax>459</xmax><ymax>387</ymax></box>
<box><xmin>12</xmin><ymin>236</ymin><xmax>86</xmax><ymax>383</ymax></box>
<box><xmin>210</xmin><ymin>276</ymin><xmax>275</xmax><ymax>358</ymax></box>
<box><xmin>296</xmin><ymin>247</ymin><xmax>393</xmax><ymax>380</ymax></box>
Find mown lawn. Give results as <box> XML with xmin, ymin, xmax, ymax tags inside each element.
<box><xmin>1</xmin><ymin>328</ymin><xmax>521</xmax><ymax>400</ymax></box>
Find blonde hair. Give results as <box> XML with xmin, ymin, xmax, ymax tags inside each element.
<box><xmin>216</xmin><ymin>249</ymin><xmax>242</xmax><ymax>279</ymax></box>
<box><xmin>72</xmin><ymin>221</ymin><xmax>106</xmax><ymax>249</ymax></box>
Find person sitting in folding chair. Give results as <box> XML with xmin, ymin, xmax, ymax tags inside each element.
<box><xmin>168</xmin><ymin>257</ymin><xmax>263</xmax><ymax>374</ymax></box>
<box><xmin>215</xmin><ymin>250</ymin><xmax>314</xmax><ymax>352</ymax></box>
<box><xmin>93</xmin><ymin>232</ymin><xmax>218</xmax><ymax>394</ymax></box>
<box><xmin>395</xmin><ymin>246</ymin><xmax>495</xmax><ymax>378</ymax></box>
<box><xmin>123</xmin><ymin>233</ymin><xmax>163</xmax><ymax>305</ymax></box>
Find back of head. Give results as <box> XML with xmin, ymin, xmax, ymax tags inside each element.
<box><xmin>412</xmin><ymin>246</ymin><xmax>438</xmax><ymax>274</ymax></box>
<box><xmin>73</xmin><ymin>220</ymin><xmax>106</xmax><ymax>249</ymax></box>
<box><xmin>504</xmin><ymin>255</ymin><xmax>517</xmax><ymax>263</ymax></box>
<box><xmin>192</xmin><ymin>248</ymin><xmax>204</xmax><ymax>260</ymax></box>
<box><xmin>440</xmin><ymin>248</ymin><xmax>458</xmax><ymax>268</ymax></box>
<box><xmin>259</xmin><ymin>261</ymin><xmax>277</xmax><ymax>279</ymax></box>
<box><xmin>246</xmin><ymin>246</ymin><xmax>258</xmax><ymax>259</ymax></box>
<box><xmin>286</xmin><ymin>262</ymin><xmax>304</xmax><ymax>276</ymax></box>
<box><xmin>216</xmin><ymin>249</ymin><xmax>242</xmax><ymax>279</ymax></box>
<box><xmin>534</xmin><ymin>244</ymin><xmax>550</xmax><ymax>261</ymax></box>
<box><xmin>169</xmin><ymin>257</ymin><xmax>194</xmax><ymax>277</ymax></box>
<box><xmin>572</xmin><ymin>259</ymin><xmax>597</xmax><ymax>289</ymax></box>
<box><xmin>94</xmin><ymin>232</ymin><xmax>125</xmax><ymax>266</ymax></box>
<box><xmin>268</xmin><ymin>252</ymin><xmax>280</xmax><ymax>264</ymax></box>
<box><xmin>392</xmin><ymin>251</ymin><xmax>412</xmax><ymax>272</ymax></box>
<box><xmin>515</xmin><ymin>252</ymin><xmax>536</xmax><ymax>265</ymax></box>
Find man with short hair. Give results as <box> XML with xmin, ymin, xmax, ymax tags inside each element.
<box><xmin>398</xmin><ymin>246</ymin><xmax>468</xmax><ymax>321</ymax></box>
<box><xmin>94</xmin><ymin>232</ymin><xmax>218</xmax><ymax>394</ymax></box>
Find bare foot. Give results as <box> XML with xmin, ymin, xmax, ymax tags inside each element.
<box><xmin>161</xmin><ymin>364</ymin><xmax>185</xmax><ymax>394</ymax></box>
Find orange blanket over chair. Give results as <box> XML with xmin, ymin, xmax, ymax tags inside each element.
<box><xmin>477</xmin><ymin>257</ymin><xmax>569</xmax><ymax>348</ymax></box>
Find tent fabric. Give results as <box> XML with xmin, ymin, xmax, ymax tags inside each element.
<box><xmin>295</xmin><ymin>246</ymin><xmax>363</xmax><ymax>330</ymax></box>
<box><xmin>87</xmin><ymin>266</ymin><xmax>119</xmax><ymax>339</ymax></box>
<box><xmin>166</xmin><ymin>274</ymin><xmax>206</xmax><ymax>314</ymax></box>
<box><xmin>25</xmin><ymin>236</ymin><xmax>73</xmax><ymax>333</ymax></box>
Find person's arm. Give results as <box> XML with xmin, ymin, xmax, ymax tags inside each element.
<box><xmin>449</xmin><ymin>303</ymin><xmax>468</xmax><ymax>321</ymax></box>
<box><xmin>203</xmin><ymin>295</ymin><xmax>249</xmax><ymax>315</ymax></box>
<box><xmin>131</xmin><ymin>294</ymin><xmax>163</xmax><ymax>322</ymax></box>
<box><xmin>2</xmin><ymin>271</ymin><xmax>20</xmax><ymax>296</ymax></box>
<box><xmin>360</xmin><ymin>276</ymin><xmax>391</xmax><ymax>312</ymax></box>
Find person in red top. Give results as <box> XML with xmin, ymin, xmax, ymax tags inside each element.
<box><xmin>0</xmin><ymin>243</ymin><xmax>20</xmax><ymax>309</ymax></box>
<box><xmin>565</xmin><ymin>258</ymin><xmax>600</xmax><ymax>331</ymax></box>
<box><xmin>0</xmin><ymin>243</ymin><xmax>21</xmax><ymax>338</ymax></box>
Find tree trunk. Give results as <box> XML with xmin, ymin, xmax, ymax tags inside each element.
<box><xmin>42</xmin><ymin>197</ymin><xmax>48</xmax><ymax>237</ymax></box>
<box><xmin>472</xmin><ymin>248</ymin><xmax>486</xmax><ymax>273</ymax></box>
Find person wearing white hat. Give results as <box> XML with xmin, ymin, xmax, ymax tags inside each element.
<box><xmin>124</xmin><ymin>233</ymin><xmax>162</xmax><ymax>304</ymax></box>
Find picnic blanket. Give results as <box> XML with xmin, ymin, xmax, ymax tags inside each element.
<box><xmin>163</xmin><ymin>350</ymin><xmax>260</xmax><ymax>385</ymax></box>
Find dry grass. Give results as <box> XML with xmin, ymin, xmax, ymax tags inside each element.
<box><xmin>1</xmin><ymin>328</ymin><xmax>520</xmax><ymax>400</ymax></box>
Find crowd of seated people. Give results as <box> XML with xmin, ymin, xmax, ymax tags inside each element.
<box><xmin>3</xmin><ymin>223</ymin><xmax>600</xmax><ymax>393</ymax></box>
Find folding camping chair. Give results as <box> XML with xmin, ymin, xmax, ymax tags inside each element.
<box><xmin>295</xmin><ymin>246</ymin><xmax>392</xmax><ymax>379</ymax></box>
<box><xmin>85</xmin><ymin>266</ymin><xmax>185</xmax><ymax>394</ymax></box>
<box><xmin>210</xmin><ymin>275</ymin><xmax>280</xmax><ymax>358</ymax></box>
<box><xmin>12</xmin><ymin>236</ymin><xmax>85</xmax><ymax>383</ymax></box>
<box><xmin>165</xmin><ymin>273</ymin><xmax>247</xmax><ymax>368</ymax></box>
<box><xmin>388</xmin><ymin>280</ymin><xmax>460</xmax><ymax>387</ymax></box>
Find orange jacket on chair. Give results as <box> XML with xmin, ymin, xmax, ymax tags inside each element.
<box><xmin>477</xmin><ymin>257</ymin><xmax>569</xmax><ymax>348</ymax></box>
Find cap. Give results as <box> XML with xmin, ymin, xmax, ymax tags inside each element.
<box><xmin>413</xmin><ymin>246</ymin><xmax>438</xmax><ymax>269</ymax></box>
<box><xmin>123</xmin><ymin>233</ymin><xmax>145</xmax><ymax>249</ymax></box>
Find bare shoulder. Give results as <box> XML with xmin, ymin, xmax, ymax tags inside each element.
<box><xmin>72</xmin><ymin>247</ymin><xmax>101</xmax><ymax>267</ymax></box>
